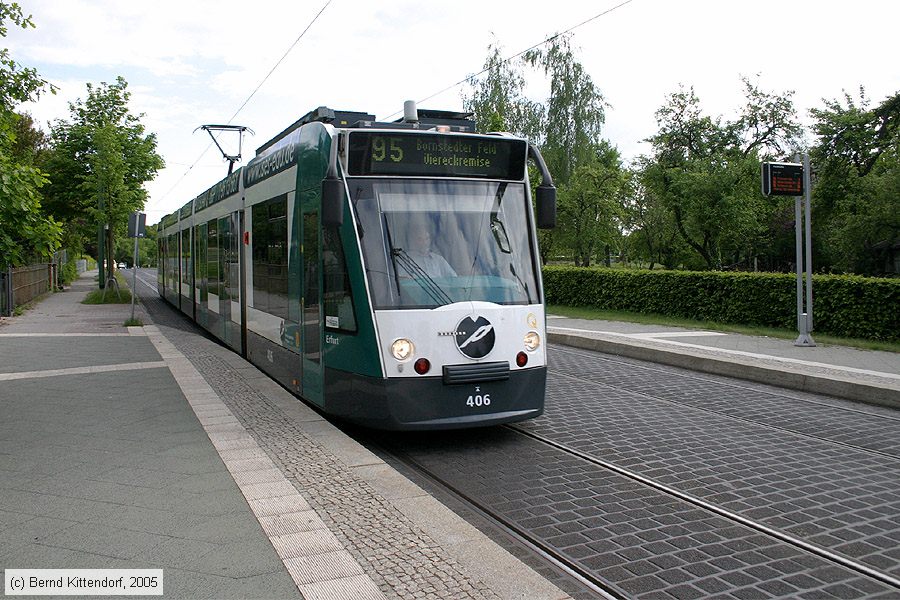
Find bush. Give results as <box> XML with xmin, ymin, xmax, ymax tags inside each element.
<box><xmin>543</xmin><ymin>266</ymin><xmax>900</xmax><ymax>342</ymax></box>
<box><xmin>59</xmin><ymin>259</ymin><xmax>78</xmax><ymax>285</ymax></box>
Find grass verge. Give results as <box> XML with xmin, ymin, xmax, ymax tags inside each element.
<box><xmin>546</xmin><ymin>304</ymin><xmax>900</xmax><ymax>353</ymax></box>
<box><xmin>83</xmin><ymin>287</ymin><xmax>132</xmax><ymax>304</ymax></box>
<box><xmin>83</xmin><ymin>272</ymin><xmax>133</xmax><ymax>304</ymax></box>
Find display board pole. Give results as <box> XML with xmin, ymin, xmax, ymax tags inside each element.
<box><xmin>131</xmin><ymin>234</ymin><xmax>139</xmax><ymax>322</ymax></box>
<box><xmin>794</xmin><ymin>153</ymin><xmax>815</xmax><ymax>347</ymax></box>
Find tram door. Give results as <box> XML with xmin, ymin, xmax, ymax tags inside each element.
<box><xmin>300</xmin><ymin>188</ymin><xmax>323</xmax><ymax>405</ymax></box>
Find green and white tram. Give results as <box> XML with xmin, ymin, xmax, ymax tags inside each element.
<box><xmin>158</xmin><ymin>103</ymin><xmax>557</xmax><ymax>430</ymax></box>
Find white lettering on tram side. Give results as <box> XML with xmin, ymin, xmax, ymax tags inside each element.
<box><xmin>245</xmin><ymin>143</ymin><xmax>297</xmax><ymax>185</ymax></box>
<box><xmin>209</xmin><ymin>170</ymin><xmax>240</xmax><ymax>203</ymax></box>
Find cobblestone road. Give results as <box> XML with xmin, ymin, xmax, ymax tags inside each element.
<box><xmin>378</xmin><ymin>345</ymin><xmax>900</xmax><ymax>599</ymax></box>
<box><xmin>539</xmin><ymin>346</ymin><xmax>900</xmax><ymax>575</ymax></box>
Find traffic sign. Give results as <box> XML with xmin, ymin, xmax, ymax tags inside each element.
<box><xmin>128</xmin><ymin>212</ymin><xmax>147</xmax><ymax>238</ymax></box>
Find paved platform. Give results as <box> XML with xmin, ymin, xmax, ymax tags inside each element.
<box><xmin>0</xmin><ymin>271</ymin><xmax>568</xmax><ymax>600</ymax></box>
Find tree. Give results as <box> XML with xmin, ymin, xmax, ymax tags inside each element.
<box><xmin>733</xmin><ymin>76</ymin><xmax>804</xmax><ymax>159</ymax></box>
<box><xmin>462</xmin><ymin>38</ymin><xmax>540</xmax><ymax>138</ymax></box>
<box><xmin>0</xmin><ymin>2</ymin><xmax>60</xmax><ymax>267</ymax></box>
<box><xmin>45</xmin><ymin>77</ymin><xmax>164</xmax><ymax>284</ymax></box>
<box><xmin>114</xmin><ymin>222</ymin><xmax>156</xmax><ymax>268</ymax></box>
<box><xmin>556</xmin><ymin>142</ymin><xmax>627</xmax><ymax>266</ymax></box>
<box><xmin>9</xmin><ymin>111</ymin><xmax>47</xmax><ymax>163</ymax></box>
<box><xmin>523</xmin><ymin>34</ymin><xmax>606</xmax><ymax>187</ymax></box>
<box><xmin>810</xmin><ymin>89</ymin><xmax>900</xmax><ymax>274</ymax></box>
<box><xmin>0</xmin><ymin>2</ymin><xmax>51</xmax><ymax>112</ymax></box>
<box><xmin>83</xmin><ymin>123</ymin><xmax>134</xmax><ymax>271</ymax></box>
<box><xmin>522</xmin><ymin>35</ymin><xmax>610</xmax><ymax>267</ymax></box>
<box><xmin>0</xmin><ymin>149</ymin><xmax>61</xmax><ymax>266</ymax></box>
<box><xmin>623</xmin><ymin>162</ymin><xmax>686</xmax><ymax>269</ymax></box>
<box><xmin>641</xmin><ymin>80</ymin><xmax>801</xmax><ymax>270</ymax></box>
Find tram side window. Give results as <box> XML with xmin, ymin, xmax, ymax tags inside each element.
<box><xmin>207</xmin><ymin>219</ymin><xmax>219</xmax><ymax>296</ymax></box>
<box><xmin>251</xmin><ymin>195</ymin><xmax>288</xmax><ymax>320</ymax></box>
<box><xmin>323</xmin><ymin>228</ymin><xmax>356</xmax><ymax>333</ymax></box>
<box><xmin>181</xmin><ymin>229</ymin><xmax>191</xmax><ymax>289</ymax></box>
<box><xmin>195</xmin><ymin>224</ymin><xmax>206</xmax><ymax>298</ymax></box>
<box><xmin>168</xmin><ymin>234</ymin><xmax>178</xmax><ymax>289</ymax></box>
<box><xmin>158</xmin><ymin>238</ymin><xmax>164</xmax><ymax>285</ymax></box>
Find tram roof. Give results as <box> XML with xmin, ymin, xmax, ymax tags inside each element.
<box><xmin>255</xmin><ymin>105</ymin><xmax>477</xmax><ymax>156</ymax></box>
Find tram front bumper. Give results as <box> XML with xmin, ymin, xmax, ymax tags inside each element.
<box><xmin>325</xmin><ymin>366</ymin><xmax>547</xmax><ymax>430</ymax></box>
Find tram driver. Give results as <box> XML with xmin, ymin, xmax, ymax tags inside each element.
<box><xmin>401</xmin><ymin>221</ymin><xmax>457</xmax><ymax>278</ymax></box>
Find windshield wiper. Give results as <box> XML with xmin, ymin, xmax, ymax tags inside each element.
<box><xmin>391</xmin><ymin>248</ymin><xmax>453</xmax><ymax>306</ymax></box>
<box><xmin>509</xmin><ymin>263</ymin><xmax>530</xmax><ymax>299</ymax></box>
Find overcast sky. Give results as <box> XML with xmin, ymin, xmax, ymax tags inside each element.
<box><xmin>7</xmin><ymin>0</ymin><xmax>899</xmax><ymax>224</ymax></box>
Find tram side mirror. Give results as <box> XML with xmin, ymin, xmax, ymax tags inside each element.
<box><xmin>536</xmin><ymin>185</ymin><xmax>556</xmax><ymax>229</ymax></box>
<box><xmin>322</xmin><ymin>177</ymin><xmax>344</xmax><ymax>228</ymax></box>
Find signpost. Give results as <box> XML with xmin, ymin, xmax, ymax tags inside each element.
<box><xmin>127</xmin><ymin>212</ymin><xmax>146</xmax><ymax>322</ymax></box>
<box><xmin>762</xmin><ymin>158</ymin><xmax>815</xmax><ymax>346</ymax></box>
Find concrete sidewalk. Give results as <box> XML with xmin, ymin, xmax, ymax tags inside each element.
<box><xmin>0</xmin><ymin>272</ymin><xmax>569</xmax><ymax>599</ymax></box>
<box><xmin>547</xmin><ymin>316</ymin><xmax>900</xmax><ymax>409</ymax></box>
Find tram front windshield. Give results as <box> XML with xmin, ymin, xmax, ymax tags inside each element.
<box><xmin>350</xmin><ymin>179</ymin><xmax>539</xmax><ymax>309</ymax></box>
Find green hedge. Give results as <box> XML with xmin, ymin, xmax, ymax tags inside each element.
<box><xmin>542</xmin><ymin>266</ymin><xmax>900</xmax><ymax>342</ymax></box>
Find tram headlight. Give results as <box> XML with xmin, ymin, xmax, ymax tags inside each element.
<box><xmin>523</xmin><ymin>331</ymin><xmax>541</xmax><ymax>352</ymax></box>
<box><xmin>391</xmin><ymin>338</ymin><xmax>415</xmax><ymax>361</ymax></box>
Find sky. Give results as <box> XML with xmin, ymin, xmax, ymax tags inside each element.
<box><xmin>6</xmin><ymin>0</ymin><xmax>899</xmax><ymax>225</ymax></box>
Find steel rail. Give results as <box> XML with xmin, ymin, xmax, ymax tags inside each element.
<box><xmin>366</xmin><ymin>437</ymin><xmax>624</xmax><ymax>600</ymax></box>
<box><xmin>507</xmin><ymin>424</ymin><xmax>900</xmax><ymax>592</ymax></box>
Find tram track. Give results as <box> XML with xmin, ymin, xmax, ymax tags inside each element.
<box><xmin>505</xmin><ymin>424</ymin><xmax>900</xmax><ymax>592</ymax></box>
<box><xmin>365</xmin><ymin>423</ymin><xmax>900</xmax><ymax>599</ymax></box>
<box><xmin>350</xmin><ymin>339</ymin><xmax>900</xmax><ymax>596</ymax></box>
<box><xmin>366</xmin><ymin>433</ymin><xmax>625</xmax><ymax>600</ymax></box>
<box><xmin>550</xmin><ymin>345</ymin><xmax>900</xmax><ymax>460</ymax></box>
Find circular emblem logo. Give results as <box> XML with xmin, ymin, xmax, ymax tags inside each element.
<box><xmin>454</xmin><ymin>316</ymin><xmax>495</xmax><ymax>359</ymax></box>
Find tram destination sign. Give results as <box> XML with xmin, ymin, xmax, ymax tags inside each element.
<box><xmin>761</xmin><ymin>161</ymin><xmax>804</xmax><ymax>196</ymax></box>
<box><xmin>348</xmin><ymin>132</ymin><xmax>526</xmax><ymax>180</ymax></box>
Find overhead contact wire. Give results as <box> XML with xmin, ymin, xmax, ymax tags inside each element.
<box><xmin>149</xmin><ymin>0</ymin><xmax>333</xmax><ymax>212</ymax></box>
<box><xmin>380</xmin><ymin>0</ymin><xmax>635</xmax><ymax>120</ymax></box>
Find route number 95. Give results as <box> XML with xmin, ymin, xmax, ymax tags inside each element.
<box><xmin>372</xmin><ymin>137</ymin><xmax>403</xmax><ymax>163</ymax></box>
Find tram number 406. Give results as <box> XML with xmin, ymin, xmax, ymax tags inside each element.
<box><xmin>466</xmin><ymin>394</ymin><xmax>491</xmax><ymax>407</ymax></box>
